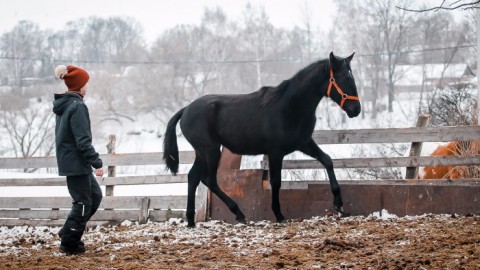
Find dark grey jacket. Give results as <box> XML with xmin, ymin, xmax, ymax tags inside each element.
<box><xmin>53</xmin><ymin>92</ymin><xmax>102</xmax><ymax>176</ymax></box>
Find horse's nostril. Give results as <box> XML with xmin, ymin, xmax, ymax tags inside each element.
<box><xmin>347</xmin><ymin>105</ymin><xmax>361</xmax><ymax>118</ymax></box>
<box><xmin>354</xmin><ymin>106</ymin><xmax>361</xmax><ymax>115</ymax></box>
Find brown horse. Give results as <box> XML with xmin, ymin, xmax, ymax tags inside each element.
<box><xmin>422</xmin><ymin>141</ymin><xmax>480</xmax><ymax>179</ymax></box>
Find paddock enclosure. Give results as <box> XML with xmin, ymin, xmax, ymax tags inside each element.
<box><xmin>1</xmin><ymin>124</ymin><xmax>480</xmax><ymax>269</ymax></box>
<box><xmin>1</xmin><ymin>123</ymin><xmax>480</xmax><ymax>226</ymax></box>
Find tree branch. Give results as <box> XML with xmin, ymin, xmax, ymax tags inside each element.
<box><xmin>396</xmin><ymin>0</ymin><xmax>480</xmax><ymax>12</ymax></box>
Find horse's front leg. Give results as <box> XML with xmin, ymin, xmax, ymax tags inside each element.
<box><xmin>268</xmin><ymin>154</ymin><xmax>286</xmax><ymax>222</ymax></box>
<box><xmin>298</xmin><ymin>139</ymin><xmax>345</xmax><ymax>215</ymax></box>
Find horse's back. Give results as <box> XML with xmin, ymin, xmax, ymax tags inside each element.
<box><xmin>179</xmin><ymin>88</ymin><xmax>314</xmax><ymax>155</ymax></box>
<box><xmin>179</xmin><ymin>93</ymin><xmax>271</xmax><ymax>154</ymax></box>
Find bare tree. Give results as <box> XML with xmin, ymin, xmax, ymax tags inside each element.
<box><xmin>239</xmin><ymin>4</ymin><xmax>274</xmax><ymax>90</ymax></box>
<box><xmin>0</xmin><ymin>96</ymin><xmax>55</xmax><ymax>171</ymax></box>
<box><xmin>370</xmin><ymin>0</ymin><xmax>411</xmax><ymax>112</ymax></box>
<box><xmin>428</xmin><ymin>84</ymin><xmax>476</xmax><ymax>126</ymax></box>
<box><xmin>0</xmin><ymin>21</ymin><xmax>45</xmax><ymax>90</ymax></box>
<box><xmin>333</xmin><ymin>0</ymin><xmax>410</xmax><ymax>116</ymax></box>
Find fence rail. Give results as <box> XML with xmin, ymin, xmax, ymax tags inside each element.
<box><xmin>1</xmin><ymin>125</ymin><xmax>479</xmax><ymax>226</ymax></box>
<box><xmin>312</xmin><ymin>125</ymin><xmax>480</xmax><ymax>144</ymax></box>
<box><xmin>0</xmin><ymin>151</ymin><xmax>196</xmax><ymax>169</ymax></box>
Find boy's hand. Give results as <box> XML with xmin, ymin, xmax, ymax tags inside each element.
<box><xmin>95</xmin><ymin>168</ymin><xmax>104</xmax><ymax>177</ymax></box>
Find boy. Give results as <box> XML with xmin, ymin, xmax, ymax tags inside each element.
<box><xmin>53</xmin><ymin>65</ymin><xmax>104</xmax><ymax>255</ymax></box>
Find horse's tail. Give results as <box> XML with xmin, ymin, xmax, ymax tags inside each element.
<box><xmin>163</xmin><ymin>108</ymin><xmax>185</xmax><ymax>175</ymax></box>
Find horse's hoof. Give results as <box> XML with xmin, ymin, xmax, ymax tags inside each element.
<box><xmin>334</xmin><ymin>206</ymin><xmax>350</xmax><ymax>217</ymax></box>
<box><xmin>236</xmin><ymin>218</ymin><xmax>247</xmax><ymax>224</ymax></box>
<box><xmin>276</xmin><ymin>217</ymin><xmax>286</xmax><ymax>223</ymax></box>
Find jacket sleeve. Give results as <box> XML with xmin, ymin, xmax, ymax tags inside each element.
<box><xmin>70</xmin><ymin>103</ymin><xmax>103</xmax><ymax>169</ymax></box>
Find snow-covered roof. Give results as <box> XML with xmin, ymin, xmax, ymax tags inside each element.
<box><xmin>395</xmin><ymin>64</ymin><xmax>474</xmax><ymax>86</ymax></box>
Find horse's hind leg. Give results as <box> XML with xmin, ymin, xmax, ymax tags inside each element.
<box><xmin>186</xmin><ymin>157</ymin><xmax>204</xmax><ymax>227</ymax></box>
<box><xmin>268</xmin><ymin>153</ymin><xmax>286</xmax><ymax>223</ymax></box>
<box><xmin>203</xmin><ymin>146</ymin><xmax>246</xmax><ymax>223</ymax></box>
<box><xmin>298</xmin><ymin>139</ymin><xmax>345</xmax><ymax>215</ymax></box>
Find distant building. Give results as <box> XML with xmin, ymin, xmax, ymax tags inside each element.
<box><xmin>395</xmin><ymin>63</ymin><xmax>475</xmax><ymax>92</ymax></box>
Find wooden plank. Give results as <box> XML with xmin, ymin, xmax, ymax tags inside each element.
<box><xmin>0</xmin><ymin>197</ymin><xmax>73</xmax><ymax>208</ymax></box>
<box><xmin>99</xmin><ymin>174</ymin><xmax>188</xmax><ymax>186</ymax></box>
<box><xmin>195</xmin><ymin>183</ymin><xmax>209</xmax><ymax>222</ymax></box>
<box><xmin>0</xmin><ymin>210</ymin><xmax>69</xmax><ymax>219</ymax></box>
<box><xmin>149</xmin><ymin>210</ymin><xmax>185</xmax><ymax>222</ymax></box>
<box><xmin>0</xmin><ymin>177</ymin><xmax>66</xmax><ymax>187</ymax></box>
<box><xmin>92</xmin><ymin>210</ymin><xmax>140</xmax><ymax>221</ymax></box>
<box><xmin>0</xmin><ymin>196</ymin><xmax>148</xmax><ymax>209</ymax></box>
<box><xmin>0</xmin><ymin>209</ymin><xmax>140</xmax><ymax>221</ymax></box>
<box><xmin>0</xmin><ymin>219</ymin><xmax>114</xmax><ymax>227</ymax></box>
<box><xmin>0</xmin><ymin>210</ymin><xmax>185</xmax><ymax>226</ymax></box>
<box><xmin>106</xmin><ymin>134</ymin><xmax>117</xmax><ymax>196</ymax></box>
<box><xmin>0</xmin><ymin>156</ymin><xmax>57</xmax><ymax>169</ymax></box>
<box><xmin>0</xmin><ymin>174</ymin><xmax>188</xmax><ymax>187</ymax></box>
<box><xmin>0</xmin><ymin>151</ymin><xmax>196</xmax><ymax>169</ymax></box>
<box><xmin>99</xmin><ymin>196</ymin><xmax>147</xmax><ymax>209</ymax></box>
<box><xmin>283</xmin><ymin>155</ymin><xmax>480</xmax><ymax>169</ymax></box>
<box><xmin>102</xmin><ymin>151</ymin><xmax>196</xmax><ymax>166</ymax></box>
<box><xmin>139</xmin><ymin>197</ymin><xmax>150</xmax><ymax>224</ymax></box>
<box><xmin>312</xmin><ymin>126</ymin><xmax>480</xmax><ymax>144</ymax></box>
<box><xmin>263</xmin><ymin>180</ymin><xmax>480</xmax><ymax>190</ymax></box>
<box><xmin>405</xmin><ymin>114</ymin><xmax>430</xmax><ymax>179</ymax></box>
<box><xmin>0</xmin><ymin>195</ymin><xmax>188</xmax><ymax>214</ymax></box>
<box><xmin>149</xmin><ymin>196</ymin><xmax>187</xmax><ymax>210</ymax></box>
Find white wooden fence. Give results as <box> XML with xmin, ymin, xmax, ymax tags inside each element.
<box><xmin>1</xmin><ymin>124</ymin><xmax>479</xmax><ymax>226</ymax></box>
<box><xmin>0</xmin><ymin>150</ymin><xmax>206</xmax><ymax>227</ymax></box>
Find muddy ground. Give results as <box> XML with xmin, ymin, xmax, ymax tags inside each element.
<box><xmin>1</xmin><ymin>214</ymin><xmax>479</xmax><ymax>269</ymax></box>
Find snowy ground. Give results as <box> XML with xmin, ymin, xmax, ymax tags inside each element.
<box><xmin>1</xmin><ymin>212</ymin><xmax>479</xmax><ymax>269</ymax></box>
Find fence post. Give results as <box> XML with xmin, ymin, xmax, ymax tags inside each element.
<box><xmin>261</xmin><ymin>155</ymin><xmax>269</xmax><ymax>180</ymax></box>
<box><xmin>139</xmin><ymin>197</ymin><xmax>150</xmax><ymax>224</ymax></box>
<box><xmin>106</xmin><ymin>134</ymin><xmax>116</xmax><ymax>196</ymax></box>
<box><xmin>405</xmin><ymin>114</ymin><xmax>430</xmax><ymax>179</ymax></box>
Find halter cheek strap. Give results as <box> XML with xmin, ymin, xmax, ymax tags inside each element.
<box><xmin>326</xmin><ymin>68</ymin><xmax>360</xmax><ymax>108</ymax></box>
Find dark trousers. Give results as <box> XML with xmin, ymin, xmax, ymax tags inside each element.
<box><xmin>61</xmin><ymin>173</ymin><xmax>103</xmax><ymax>247</ymax></box>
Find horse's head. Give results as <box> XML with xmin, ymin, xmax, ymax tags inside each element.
<box><xmin>327</xmin><ymin>52</ymin><xmax>361</xmax><ymax>118</ymax></box>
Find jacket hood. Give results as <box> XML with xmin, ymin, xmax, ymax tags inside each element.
<box><xmin>53</xmin><ymin>92</ymin><xmax>83</xmax><ymax>115</ymax></box>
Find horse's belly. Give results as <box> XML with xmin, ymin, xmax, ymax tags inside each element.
<box><xmin>221</xmin><ymin>139</ymin><xmax>266</xmax><ymax>155</ymax></box>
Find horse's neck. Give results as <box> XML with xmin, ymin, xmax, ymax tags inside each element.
<box><xmin>286</xmin><ymin>75</ymin><xmax>329</xmax><ymax>114</ymax></box>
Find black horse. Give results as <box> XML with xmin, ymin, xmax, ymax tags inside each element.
<box><xmin>163</xmin><ymin>52</ymin><xmax>361</xmax><ymax>227</ymax></box>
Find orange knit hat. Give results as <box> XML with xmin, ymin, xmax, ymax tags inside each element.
<box><xmin>54</xmin><ymin>65</ymin><xmax>89</xmax><ymax>91</ymax></box>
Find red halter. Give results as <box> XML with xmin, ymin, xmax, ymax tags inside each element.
<box><xmin>326</xmin><ymin>68</ymin><xmax>360</xmax><ymax>108</ymax></box>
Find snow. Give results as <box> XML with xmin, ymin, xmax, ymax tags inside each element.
<box><xmin>368</xmin><ymin>209</ymin><xmax>398</xmax><ymax>220</ymax></box>
<box><xmin>0</xmin><ymin>211</ymin><xmax>453</xmax><ymax>257</ymax></box>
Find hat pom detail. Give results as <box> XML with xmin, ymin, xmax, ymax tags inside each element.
<box><xmin>55</xmin><ymin>65</ymin><xmax>68</xmax><ymax>79</ymax></box>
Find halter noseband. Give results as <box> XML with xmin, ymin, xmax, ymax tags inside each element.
<box><xmin>326</xmin><ymin>68</ymin><xmax>360</xmax><ymax>108</ymax></box>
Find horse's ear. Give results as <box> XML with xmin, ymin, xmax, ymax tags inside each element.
<box><xmin>329</xmin><ymin>52</ymin><xmax>340</xmax><ymax>70</ymax></box>
<box><xmin>346</xmin><ymin>52</ymin><xmax>355</xmax><ymax>63</ymax></box>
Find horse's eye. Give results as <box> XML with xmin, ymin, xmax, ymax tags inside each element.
<box><xmin>348</xmin><ymin>70</ymin><xmax>354</xmax><ymax>79</ymax></box>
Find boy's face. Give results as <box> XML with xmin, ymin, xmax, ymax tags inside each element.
<box><xmin>80</xmin><ymin>83</ymin><xmax>88</xmax><ymax>96</ymax></box>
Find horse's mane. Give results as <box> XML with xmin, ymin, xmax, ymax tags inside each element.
<box><xmin>259</xmin><ymin>58</ymin><xmax>328</xmax><ymax>106</ymax></box>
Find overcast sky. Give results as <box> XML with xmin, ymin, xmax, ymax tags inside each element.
<box><xmin>0</xmin><ymin>0</ymin><xmax>336</xmax><ymax>44</ymax></box>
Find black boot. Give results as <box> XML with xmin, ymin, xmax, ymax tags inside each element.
<box><xmin>59</xmin><ymin>244</ymin><xmax>85</xmax><ymax>255</ymax></box>
<box><xmin>58</xmin><ymin>228</ymin><xmax>84</xmax><ymax>247</ymax></box>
